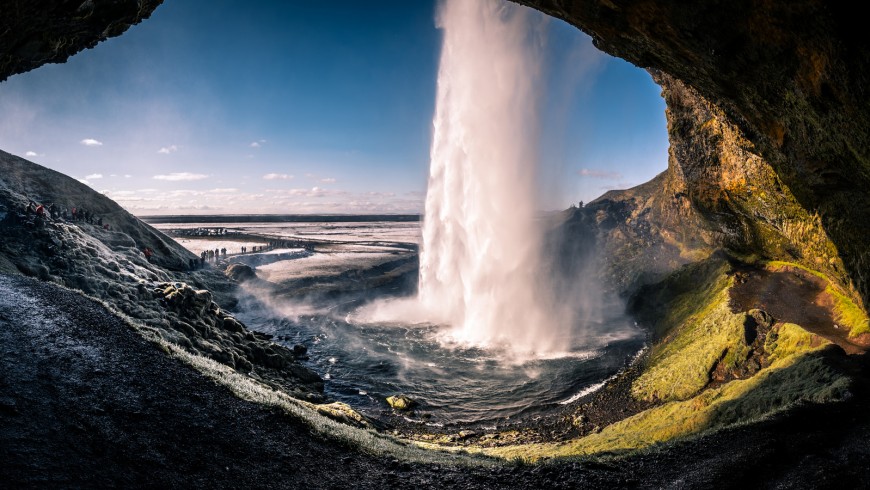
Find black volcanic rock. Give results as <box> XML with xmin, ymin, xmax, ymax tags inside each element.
<box><xmin>0</xmin><ymin>0</ymin><xmax>163</xmax><ymax>82</ymax></box>
<box><xmin>0</xmin><ymin>151</ymin><xmax>323</xmax><ymax>398</ymax></box>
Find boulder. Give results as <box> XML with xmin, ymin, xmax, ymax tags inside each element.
<box><xmin>225</xmin><ymin>263</ymin><xmax>257</xmax><ymax>283</ymax></box>
<box><xmin>386</xmin><ymin>394</ymin><xmax>417</xmax><ymax>411</ymax></box>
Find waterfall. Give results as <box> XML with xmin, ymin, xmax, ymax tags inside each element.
<box><xmin>417</xmin><ymin>0</ymin><xmax>560</xmax><ymax>354</ymax></box>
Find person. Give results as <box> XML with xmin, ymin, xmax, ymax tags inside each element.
<box><xmin>71</xmin><ymin>207</ymin><xmax>77</xmax><ymax>221</ymax></box>
<box><xmin>34</xmin><ymin>203</ymin><xmax>46</xmax><ymax>226</ymax></box>
<box><xmin>143</xmin><ymin>247</ymin><xmax>154</xmax><ymax>263</ymax></box>
<box><xmin>221</xmin><ymin>247</ymin><xmax>226</xmax><ymax>257</ymax></box>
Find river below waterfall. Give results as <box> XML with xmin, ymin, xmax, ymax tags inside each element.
<box><xmin>238</xmin><ymin>298</ymin><xmax>643</xmax><ymax>427</ymax></box>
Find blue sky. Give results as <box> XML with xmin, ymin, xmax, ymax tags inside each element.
<box><xmin>0</xmin><ymin>1</ymin><xmax>668</xmax><ymax>215</ymax></box>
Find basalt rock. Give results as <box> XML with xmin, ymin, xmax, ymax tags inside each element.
<box><xmin>225</xmin><ymin>263</ymin><xmax>257</xmax><ymax>283</ymax></box>
<box><xmin>0</xmin><ymin>152</ymin><xmax>323</xmax><ymax>400</ymax></box>
<box><xmin>386</xmin><ymin>394</ymin><xmax>417</xmax><ymax>411</ymax></box>
<box><xmin>0</xmin><ymin>0</ymin><xmax>163</xmax><ymax>82</ymax></box>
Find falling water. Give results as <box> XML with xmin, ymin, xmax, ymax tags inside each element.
<box><xmin>418</xmin><ymin>0</ymin><xmax>559</xmax><ymax>355</ymax></box>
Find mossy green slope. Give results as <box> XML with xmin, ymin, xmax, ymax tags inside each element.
<box><xmin>480</xmin><ymin>259</ymin><xmax>851</xmax><ymax>462</ymax></box>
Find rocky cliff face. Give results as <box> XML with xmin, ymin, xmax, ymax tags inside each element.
<box><xmin>0</xmin><ymin>151</ymin><xmax>324</xmax><ymax>398</ymax></box>
<box><xmin>580</xmin><ymin>70</ymin><xmax>852</xmax><ymax>302</ymax></box>
<box><xmin>655</xmin><ymin>72</ymin><xmax>847</xmax><ymax>284</ymax></box>
<box><xmin>517</xmin><ymin>0</ymin><xmax>869</xmax><ymax>311</ymax></box>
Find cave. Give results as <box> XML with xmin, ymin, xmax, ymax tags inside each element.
<box><xmin>1</xmin><ymin>0</ymin><xmax>868</xmax><ymax>487</ymax></box>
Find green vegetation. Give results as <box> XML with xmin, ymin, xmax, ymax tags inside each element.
<box><xmin>485</xmin><ymin>332</ymin><xmax>845</xmax><ymax>462</ymax></box>
<box><xmin>765</xmin><ymin>323</ymin><xmax>824</xmax><ymax>362</ymax></box>
<box><xmin>629</xmin><ymin>258</ymin><xmax>742</xmax><ymax>402</ymax></box>
<box><xmin>631</xmin><ymin>257</ymin><xmax>731</xmax><ymax>341</ymax></box>
<box><xmin>827</xmin><ymin>286</ymin><xmax>870</xmax><ymax>339</ymax></box>
<box><xmin>632</xmin><ymin>297</ymin><xmax>746</xmax><ymax>402</ymax></box>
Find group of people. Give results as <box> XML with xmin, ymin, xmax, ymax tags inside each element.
<box><xmin>200</xmin><ymin>248</ymin><xmax>227</xmax><ymax>263</ymax></box>
<box><xmin>16</xmin><ymin>199</ymin><xmax>111</xmax><ymax>231</ymax></box>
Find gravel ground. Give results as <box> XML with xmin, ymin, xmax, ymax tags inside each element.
<box><xmin>2</xmin><ymin>273</ymin><xmax>870</xmax><ymax>489</ymax></box>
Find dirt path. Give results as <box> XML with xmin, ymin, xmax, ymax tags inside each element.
<box><xmin>2</xmin><ymin>273</ymin><xmax>870</xmax><ymax>488</ymax></box>
<box><xmin>729</xmin><ymin>266</ymin><xmax>866</xmax><ymax>355</ymax></box>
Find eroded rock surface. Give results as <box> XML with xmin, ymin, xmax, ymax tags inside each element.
<box><xmin>0</xmin><ymin>0</ymin><xmax>163</xmax><ymax>82</ymax></box>
<box><xmin>518</xmin><ymin>0</ymin><xmax>869</xmax><ymax>311</ymax></box>
<box><xmin>0</xmin><ymin>151</ymin><xmax>323</xmax><ymax>398</ymax></box>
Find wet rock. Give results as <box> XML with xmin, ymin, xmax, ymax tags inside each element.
<box><xmin>458</xmin><ymin>430</ymin><xmax>477</xmax><ymax>440</ymax></box>
<box><xmin>386</xmin><ymin>394</ymin><xmax>417</xmax><ymax>411</ymax></box>
<box><xmin>312</xmin><ymin>401</ymin><xmax>372</xmax><ymax>428</ymax></box>
<box><xmin>225</xmin><ymin>263</ymin><xmax>256</xmax><ymax>283</ymax></box>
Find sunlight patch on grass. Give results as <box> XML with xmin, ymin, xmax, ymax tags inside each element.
<box><xmin>485</xmin><ymin>347</ymin><xmax>847</xmax><ymax>462</ymax></box>
<box><xmin>632</xmin><ymin>296</ymin><xmax>746</xmax><ymax>402</ymax></box>
<box><xmin>630</xmin><ymin>258</ymin><xmax>741</xmax><ymax>402</ymax></box>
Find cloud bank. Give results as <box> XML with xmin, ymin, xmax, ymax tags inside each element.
<box><xmin>153</xmin><ymin>172</ymin><xmax>208</xmax><ymax>181</ymax></box>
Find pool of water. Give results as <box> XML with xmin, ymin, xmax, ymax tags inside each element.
<box><xmin>238</xmin><ymin>300</ymin><xmax>644</xmax><ymax>428</ymax></box>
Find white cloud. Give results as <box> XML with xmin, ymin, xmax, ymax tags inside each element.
<box><xmin>250</xmin><ymin>139</ymin><xmax>266</xmax><ymax>148</ymax></box>
<box><xmin>85</xmin><ymin>173</ymin><xmax>103</xmax><ymax>180</ymax></box>
<box><xmin>157</xmin><ymin>145</ymin><xmax>178</xmax><ymax>154</ymax></box>
<box><xmin>80</xmin><ymin>138</ymin><xmax>103</xmax><ymax>147</ymax></box>
<box><xmin>77</xmin><ymin>179</ymin><xmax>90</xmax><ymax>185</ymax></box>
<box><xmin>262</xmin><ymin>173</ymin><xmax>293</xmax><ymax>180</ymax></box>
<box><xmin>579</xmin><ymin>168</ymin><xmax>623</xmax><ymax>180</ymax></box>
<box><xmin>25</xmin><ymin>151</ymin><xmax>39</xmax><ymax>157</ymax></box>
<box><xmin>153</xmin><ymin>172</ymin><xmax>208</xmax><ymax>181</ymax></box>
<box><xmin>208</xmin><ymin>188</ymin><xmax>238</xmax><ymax>194</ymax></box>
<box><xmin>124</xmin><ymin>174</ymin><xmax>132</xmax><ymax>178</ymax></box>
<box><xmin>320</xmin><ymin>177</ymin><xmax>336</xmax><ymax>184</ymax></box>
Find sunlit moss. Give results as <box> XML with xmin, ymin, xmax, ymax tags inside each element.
<box><xmin>629</xmin><ymin>258</ymin><xmax>742</xmax><ymax>402</ymax></box>
<box><xmin>827</xmin><ymin>286</ymin><xmax>870</xmax><ymax>338</ymax></box>
<box><xmin>484</xmin><ymin>347</ymin><xmax>846</xmax><ymax>462</ymax></box>
<box><xmin>632</xmin><ymin>297</ymin><xmax>746</xmax><ymax>402</ymax></box>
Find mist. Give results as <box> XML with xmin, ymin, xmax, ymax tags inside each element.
<box><xmin>349</xmin><ymin>0</ymin><xmax>619</xmax><ymax>360</ymax></box>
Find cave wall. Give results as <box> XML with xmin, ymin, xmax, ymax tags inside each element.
<box><xmin>655</xmin><ymin>71</ymin><xmax>847</xmax><ymax>286</ymax></box>
<box><xmin>0</xmin><ymin>0</ymin><xmax>865</xmax><ymax>307</ymax></box>
<box><xmin>517</xmin><ymin>0</ymin><xmax>869</xmax><ymax>308</ymax></box>
<box><xmin>0</xmin><ymin>0</ymin><xmax>163</xmax><ymax>82</ymax></box>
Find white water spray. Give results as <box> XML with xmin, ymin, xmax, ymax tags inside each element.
<box><xmin>417</xmin><ymin>0</ymin><xmax>559</xmax><ymax>354</ymax></box>
<box><xmin>352</xmin><ymin>0</ymin><xmax>611</xmax><ymax>357</ymax></box>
